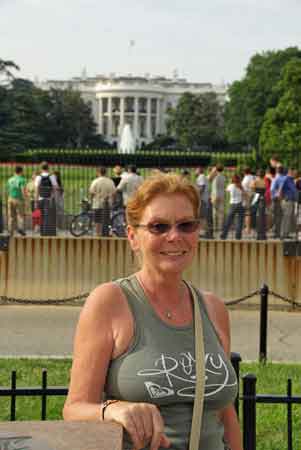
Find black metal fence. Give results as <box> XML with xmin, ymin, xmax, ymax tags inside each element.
<box><xmin>1</xmin><ymin>158</ymin><xmax>301</xmax><ymax>240</ymax></box>
<box><xmin>242</xmin><ymin>374</ymin><xmax>301</xmax><ymax>450</ymax></box>
<box><xmin>1</xmin><ymin>355</ymin><xmax>300</xmax><ymax>449</ymax></box>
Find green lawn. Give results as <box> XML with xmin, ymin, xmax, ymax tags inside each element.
<box><xmin>0</xmin><ymin>162</ymin><xmax>238</xmax><ymax>216</ymax></box>
<box><xmin>0</xmin><ymin>359</ymin><xmax>300</xmax><ymax>449</ymax></box>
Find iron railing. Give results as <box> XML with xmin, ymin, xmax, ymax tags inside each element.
<box><xmin>1</xmin><ymin>355</ymin><xmax>300</xmax><ymax>449</ymax></box>
<box><xmin>1</xmin><ymin>160</ymin><xmax>301</xmax><ymax>240</ymax></box>
<box><xmin>242</xmin><ymin>374</ymin><xmax>301</xmax><ymax>450</ymax></box>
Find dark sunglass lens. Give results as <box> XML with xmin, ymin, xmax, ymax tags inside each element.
<box><xmin>148</xmin><ymin>223</ymin><xmax>171</xmax><ymax>234</ymax></box>
<box><xmin>177</xmin><ymin>221</ymin><xmax>199</xmax><ymax>233</ymax></box>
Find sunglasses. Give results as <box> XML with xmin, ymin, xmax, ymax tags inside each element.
<box><xmin>135</xmin><ymin>220</ymin><xmax>200</xmax><ymax>235</ymax></box>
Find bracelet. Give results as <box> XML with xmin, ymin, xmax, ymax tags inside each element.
<box><xmin>101</xmin><ymin>399</ymin><xmax>119</xmax><ymax>421</ymax></box>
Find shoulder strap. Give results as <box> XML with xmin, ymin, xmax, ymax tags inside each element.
<box><xmin>187</xmin><ymin>283</ymin><xmax>205</xmax><ymax>450</ymax></box>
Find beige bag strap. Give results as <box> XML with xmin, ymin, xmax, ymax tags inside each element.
<box><xmin>188</xmin><ymin>283</ymin><xmax>205</xmax><ymax>450</ymax></box>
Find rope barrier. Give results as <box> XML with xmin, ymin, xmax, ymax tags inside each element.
<box><xmin>269</xmin><ymin>290</ymin><xmax>301</xmax><ymax>308</ymax></box>
<box><xmin>1</xmin><ymin>288</ymin><xmax>301</xmax><ymax>307</ymax></box>
<box><xmin>0</xmin><ymin>293</ymin><xmax>89</xmax><ymax>305</ymax></box>
<box><xmin>225</xmin><ymin>290</ymin><xmax>260</xmax><ymax>306</ymax></box>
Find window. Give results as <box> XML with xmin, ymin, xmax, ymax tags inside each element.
<box><xmin>139</xmin><ymin>97</ymin><xmax>147</xmax><ymax>114</ymax></box>
<box><xmin>125</xmin><ymin>97</ymin><xmax>134</xmax><ymax>113</ymax></box>
<box><xmin>102</xmin><ymin>98</ymin><xmax>108</xmax><ymax>113</ymax></box>
<box><xmin>112</xmin><ymin>97</ymin><xmax>120</xmax><ymax>113</ymax></box>
<box><xmin>151</xmin><ymin>98</ymin><xmax>157</xmax><ymax>114</ymax></box>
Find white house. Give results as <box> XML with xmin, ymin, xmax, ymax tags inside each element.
<box><xmin>39</xmin><ymin>73</ymin><xmax>227</xmax><ymax>147</ymax></box>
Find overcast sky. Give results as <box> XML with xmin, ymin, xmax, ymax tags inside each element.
<box><xmin>1</xmin><ymin>0</ymin><xmax>301</xmax><ymax>85</ymax></box>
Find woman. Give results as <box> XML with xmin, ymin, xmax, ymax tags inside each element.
<box><xmin>63</xmin><ymin>173</ymin><xmax>242</xmax><ymax>450</ymax></box>
<box><xmin>220</xmin><ymin>174</ymin><xmax>245</xmax><ymax>240</ymax></box>
<box><xmin>250</xmin><ymin>169</ymin><xmax>267</xmax><ymax>239</ymax></box>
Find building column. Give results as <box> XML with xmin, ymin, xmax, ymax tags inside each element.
<box><xmin>108</xmin><ymin>96</ymin><xmax>113</xmax><ymax>138</ymax></box>
<box><xmin>146</xmin><ymin>97</ymin><xmax>151</xmax><ymax>140</ymax></box>
<box><xmin>98</xmin><ymin>98</ymin><xmax>103</xmax><ymax>134</ymax></box>
<box><xmin>155</xmin><ymin>98</ymin><xmax>161</xmax><ymax>135</ymax></box>
<box><xmin>134</xmin><ymin>96</ymin><xmax>139</xmax><ymax>141</ymax></box>
<box><xmin>119</xmin><ymin>96</ymin><xmax>125</xmax><ymax>135</ymax></box>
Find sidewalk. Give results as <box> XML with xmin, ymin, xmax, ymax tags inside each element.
<box><xmin>0</xmin><ymin>305</ymin><xmax>300</xmax><ymax>362</ymax></box>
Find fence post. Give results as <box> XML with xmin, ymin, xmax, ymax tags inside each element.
<box><xmin>231</xmin><ymin>352</ymin><xmax>242</xmax><ymax>417</ymax></box>
<box><xmin>259</xmin><ymin>283</ymin><xmax>269</xmax><ymax>363</ymax></box>
<box><xmin>243</xmin><ymin>374</ymin><xmax>257</xmax><ymax>450</ymax></box>
<box><xmin>0</xmin><ymin>198</ymin><xmax>3</xmax><ymax>233</ymax></box>
<box><xmin>41</xmin><ymin>369</ymin><xmax>47</xmax><ymax>420</ymax></box>
<box><xmin>256</xmin><ymin>195</ymin><xmax>267</xmax><ymax>240</ymax></box>
<box><xmin>10</xmin><ymin>371</ymin><xmax>16</xmax><ymax>421</ymax></box>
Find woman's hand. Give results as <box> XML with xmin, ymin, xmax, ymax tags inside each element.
<box><xmin>104</xmin><ymin>400</ymin><xmax>171</xmax><ymax>450</ymax></box>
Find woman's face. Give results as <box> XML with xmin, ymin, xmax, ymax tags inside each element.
<box><xmin>127</xmin><ymin>193</ymin><xmax>200</xmax><ymax>275</ymax></box>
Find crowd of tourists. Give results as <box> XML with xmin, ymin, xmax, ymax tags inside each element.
<box><xmin>193</xmin><ymin>157</ymin><xmax>301</xmax><ymax>240</ymax></box>
<box><xmin>1</xmin><ymin>156</ymin><xmax>301</xmax><ymax>240</ymax></box>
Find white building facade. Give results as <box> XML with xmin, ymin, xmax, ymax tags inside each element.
<box><xmin>41</xmin><ymin>74</ymin><xmax>227</xmax><ymax>147</ymax></box>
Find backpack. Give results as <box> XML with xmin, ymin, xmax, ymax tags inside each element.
<box><xmin>39</xmin><ymin>175</ymin><xmax>53</xmax><ymax>198</ymax></box>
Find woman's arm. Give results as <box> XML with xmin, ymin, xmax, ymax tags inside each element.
<box><xmin>203</xmin><ymin>293</ymin><xmax>243</xmax><ymax>450</ymax></box>
<box><xmin>221</xmin><ymin>404</ymin><xmax>243</xmax><ymax>450</ymax></box>
<box><xmin>63</xmin><ymin>282</ymin><xmax>170</xmax><ymax>450</ymax></box>
<box><xmin>63</xmin><ymin>283</ymin><xmax>117</xmax><ymax>421</ymax></box>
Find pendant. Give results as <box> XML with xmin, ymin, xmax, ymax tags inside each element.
<box><xmin>166</xmin><ymin>311</ymin><xmax>172</xmax><ymax>319</ymax></box>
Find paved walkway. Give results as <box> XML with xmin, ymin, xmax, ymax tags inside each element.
<box><xmin>0</xmin><ymin>305</ymin><xmax>300</xmax><ymax>362</ymax></box>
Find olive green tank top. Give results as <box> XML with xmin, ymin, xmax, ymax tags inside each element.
<box><xmin>105</xmin><ymin>275</ymin><xmax>238</xmax><ymax>450</ymax></box>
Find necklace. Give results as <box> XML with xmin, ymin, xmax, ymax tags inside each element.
<box><xmin>138</xmin><ymin>275</ymin><xmax>185</xmax><ymax>320</ymax></box>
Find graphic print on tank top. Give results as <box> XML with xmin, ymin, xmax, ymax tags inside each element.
<box><xmin>137</xmin><ymin>351</ymin><xmax>237</xmax><ymax>400</ymax></box>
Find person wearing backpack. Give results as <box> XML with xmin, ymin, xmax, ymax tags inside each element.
<box><xmin>35</xmin><ymin>162</ymin><xmax>58</xmax><ymax>236</ymax></box>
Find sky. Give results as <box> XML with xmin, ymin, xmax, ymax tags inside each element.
<box><xmin>1</xmin><ymin>0</ymin><xmax>301</xmax><ymax>85</ymax></box>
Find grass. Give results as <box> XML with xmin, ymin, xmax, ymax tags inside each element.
<box><xmin>0</xmin><ymin>359</ymin><xmax>300</xmax><ymax>449</ymax></box>
<box><xmin>0</xmin><ymin>163</ymin><xmax>238</xmax><ymax>216</ymax></box>
<box><xmin>241</xmin><ymin>362</ymin><xmax>301</xmax><ymax>449</ymax></box>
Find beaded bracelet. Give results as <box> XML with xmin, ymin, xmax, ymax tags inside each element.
<box><xmin>101</xmin><ymin>399</ymin><xmax>119</xmax><ymax>421</ymax></box>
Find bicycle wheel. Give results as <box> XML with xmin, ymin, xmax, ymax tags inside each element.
<box><xmin>70</xmin><ymin>213</ymin><xmax>92</xmax><ymax>237</ymax></box>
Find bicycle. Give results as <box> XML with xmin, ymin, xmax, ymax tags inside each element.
<box><xmin>70</xmin><ymin>198</ymin><xmax>126</xmax><ymax>237</ymax></box>
<box><xmin>70</xmin><ymin>199</ymin><xmax>93</xmax><ymax>237</ymax></box>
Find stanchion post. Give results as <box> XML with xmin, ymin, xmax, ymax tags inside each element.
<box><xmin>243</xmin><ymin>374</ymin><xmax>257</xmax><ymax>450</ymax></box>
<box><xmin>259</xmin><ymin>283</ymin><xmax>269</xmax><ymax>363</ymax></box>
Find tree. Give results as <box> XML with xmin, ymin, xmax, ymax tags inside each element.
<box><xmin>0</xmin><ymin>69</ymin><xmax>101</xmax><ymax>156</ymax></box>
<box><xmin>259</xmin><ymin>58</ymin><xmax>301</xmax><ymax>166</ymax></box>
<box><xmin>0</xmin><ymin>78</ymin><xmax>48</xmax><ymax>154</ymax></box>
<box><xmin>0</xmin><ymin>58</ymin><xmax>19</xmax><ymax>86</ymax></box>
<box><xmin>225</xmin><ymin>47</ymin><xmax>301</xmax><ymax>150</ymax></box>
<box><xmin>44</xmin><ymin>88</ymin><xmax>98</xmax><ymax>148</ymax></box>
<box><xmin>166</xmin><ymin>92</ymin><xmax>225</xmax><ymax>149</ymax></box>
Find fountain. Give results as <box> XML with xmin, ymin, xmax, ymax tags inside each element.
<box><xmin>118</xmin><ymin>123</ymin><xmax>136</xmax><ymax>154</ymax></box>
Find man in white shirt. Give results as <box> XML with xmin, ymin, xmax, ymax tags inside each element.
<box><xmin>242</xmin><ymin>167</ymin><xmax>256</xmax><ymax>235</ymax></box>
<box><xmin>195</xmin><ymin>166</ymin><xmax>213</xmax><ymax>238</ymax></box>
<box><xmin>117</xmin><ymin>165</ymin><xmax>143</xmax><ymax>207</ymax></box>
<box><xmin>89</xmin><ymin>166</ymin><xmax>116</xmax><ymax>236</ymax></box>
<box><xmin>35</xmin><ymin>161</ymin><xmax>58</xmax><ymax>236</ymax></box>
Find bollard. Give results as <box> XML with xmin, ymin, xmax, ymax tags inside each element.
<box><xmin>243</xmin><ymin>374</ymin><xmax>257</xmax><ymax>450</ymax></box>
<box><xmin>256</xmin><ymin>195</ymin><xmax>266</xmax><ymax>240</ymax></box>
<box><xmin>231</xmin><ymin>352</ymin><xmax>242</xmax><ymax>417</ymax></box>
<box><xmin>259</xmin><ymin>284</ymin><xmax>269</xmax><ymax>363</ymax></box>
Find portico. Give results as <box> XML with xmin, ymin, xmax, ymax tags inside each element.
<box><xmin>97</xmin><ymin>94</ymin><xmax>163</xmax><ymax>146</ymax></box>
<box><xmin>41</xmin><ymin>74</ymin><xmax>227</xmax><ymax>147</ymax></box>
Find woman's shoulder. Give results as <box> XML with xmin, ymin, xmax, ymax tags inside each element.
<box><xmin>82</xmin><ymin>281</ymin><xmax>127</xmax><ymax>320</ymax></box>
<box><xmin>202</xmin><ymin>291</ymin><xmax>228</xmax><ymax>318</ymax></box>
<box><xmin>201</xmin><ymin>290</ymin><xmax>230</xmax><ymax>353</ymax></box>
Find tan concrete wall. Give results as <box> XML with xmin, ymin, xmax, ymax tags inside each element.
<box><xmin>0</xmin><ymin>237</ymin><xmax>300</xmax><ymax>307</ymax></box>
